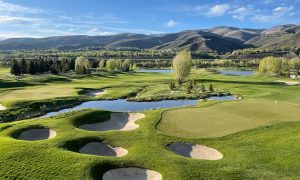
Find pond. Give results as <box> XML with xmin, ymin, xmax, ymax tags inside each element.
<box><xmin>42</xmin><ymin>96</ymin><xmax>235</xmax><ymax>118</ymax></box>
<box><xmin>217</xmin><ymin>69</ymin><xmax>255</xmax><ymax>76</ymax></box>
<box><xmin>137</xmin><ymin>69</ymin><xmax>173</xmax><ymax>73</ymax></box>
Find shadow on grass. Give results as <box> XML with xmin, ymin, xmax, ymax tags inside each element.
<box><xmin>200</xmin><ymin>79</ymin><xmax>283</xmax><ymax>86</ymax></box>
<box><xmin>0</xmin><ymin>80</ymin><xmax>36</xmax><ymax>89</ymax></box>
<box><xmin>37</xmin><ymin>76</ymin><xmax>72</xmax><ymax>83</ymax></box>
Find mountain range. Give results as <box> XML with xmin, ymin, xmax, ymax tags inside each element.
<box><xmin>0</xmin><ymin>24</ymin><xmax>299</xmax><ymax>53</ymax></box>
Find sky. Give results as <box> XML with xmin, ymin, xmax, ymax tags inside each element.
<box><xmin>0</xmin><ymin>0</ymin><xmax>299</xmax><ymax>39</ymax></box>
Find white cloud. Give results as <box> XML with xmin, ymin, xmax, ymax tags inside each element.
<box><xmin>230</xmin><ymin>6</ymin><xmax>253</xmax><ymax>21</ymax></box>
<box><xmin>252</xmin><ymin>6</ymin><xmax>294</xmax><ymax>22</ymax></box>
<box><xmin>207</xmin><ymin>4</ymin><xmax>230</xmax><ymax>17</ymax></box>
<box><xmin>90</xmin><ymin>27</ymin><xmax>98</xmax><ymax>32</ymax></box>
<box><xmin>86</xmin><ymin>27</ymin><xmax>115</xmax><ymax>36</ymax></box>
<box><xmin>166</xmin><ymin>19</ymin><xmax>179</xmax><ymax>28</ymax></box>
<box><xmin>273</xmin><ymin>6</ymin><xmax>293</xmax><ymax>15</ymax></box>
<box><xmin>0</xmin><ymin>0</ymin><xmax>42</xmax><ymax>14</ymax></box>
<box><xmin>0</xmin><ymin>33</ymin><xmax>39</xmax><ymax>40</ymax></box>
<box><xmin>0</xmin><ymin>15</ymin><xmax>41</xmax><ymax>24</ymax></box>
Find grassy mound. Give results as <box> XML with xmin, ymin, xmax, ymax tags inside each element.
<box><xmin>158</xmin><ymin>100</ymin><xmax>300</xmax><ymax>138</ymax></box>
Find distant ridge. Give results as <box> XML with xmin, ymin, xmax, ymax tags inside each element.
<box><xmin>0</xmin><ymin>24</ymin><xmax>299</xmax><ymax>52</ymax></box>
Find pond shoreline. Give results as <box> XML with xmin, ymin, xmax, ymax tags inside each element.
<box><xmin>0</xmin><ymin>91</ymin><xmax>234</xmax><ymax>122</ymax></box>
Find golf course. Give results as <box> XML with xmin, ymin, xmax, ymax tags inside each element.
<box><xmin>1</xmin><ymin>0</ymin><xmax>300</xmax><ymax>179</ymax></box>
<box><xmin>1</xmin><ymin>65</ymin><xmax>300</xmax><ymax>179</ymax></box>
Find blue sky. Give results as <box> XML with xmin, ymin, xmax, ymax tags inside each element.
<box><xmin>0</xmin><ymin>0</ymin><xmax>299</xmax><ymax>39</ymax></box>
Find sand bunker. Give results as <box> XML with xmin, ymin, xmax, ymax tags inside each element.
<box><xmin>18</xmin><ymin>128</ymin><xmax>56</xmax><ymax>141</ymax></box>
<box><xmin>79</xmin><ymin>112</ymin><xmax>145</xmax><ymax>131</ymax></box>
<box><xmin>79</xmin><ymin>142</ymin><xmax>128</xmax><ymax>157</ymax></box>
<box><xmin>168</xmin><ymin>142</ymin><xmax>223</xmax><ymax>160</ymax></box>
<box><xmin>0</xmin><ymin>104</ymin><xmax>6</xmax><ymax>110</ymax></box>
<box><xmin>103</xmin><ymin>167</ymin><xmax>162</xmax><ymax>180</ymax></box>
<box><xmin>85</xmin><ymin>89</ymin><xmax>107</xmax><ymax>97</ymax></box>
<box><xmin>277</xmin><ymin>80</ymin><xmax>299</xmax><ymax>86</ymax></box>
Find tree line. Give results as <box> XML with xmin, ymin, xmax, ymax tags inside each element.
<box><xmin>0</xmin><ymin>49</ymin><xmax>218</xmax><ymax>61</ymax></box>
<box><xmin>257</xmin><ymin>56</ymin><xmax>300</xmax><ymax>76</ymax></box>
<box><xmin>10</xmin><ymin>57</ymin><xmax>74</xmax><ymax>76</ymax></box>
<box><xmin>10</xmin><ymin>56</ymin><xmax>139</xmax><ymax>76</ymax></box>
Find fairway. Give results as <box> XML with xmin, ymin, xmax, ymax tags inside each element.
<box><xmin>0</xmin><ymin>86</ymin><xmax>77</xmax><ymax>102</ymax></box>
<box><xmin>158</xmin><ymin>100</ymin><xmax>300</xmax><ymax>138</ymax></box>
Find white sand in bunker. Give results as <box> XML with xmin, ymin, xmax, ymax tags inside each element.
<box><xmin>0</xmin><ymin>104</ymin><xmax>6</xmax><ymax>110</ymax></box>
<box><xmin>79</xmin><ymin>142</ymin><xmax>128</xmax><ymax>157</ymax></box>
<box><xmin>276</xmin><ymin>80</ymin><xmax>299</xmax><ymax>86</ymax></box>
<box><xmin>79</xmin><ymin>112</ymin><xmax>145</xmax><ymax>131</ymax></box>
<box><xmin>18</xmin><ymin>128</ymin><xmax>56</xmax><ymax>141</ymax></box>
<box><xmin>85</xmin><ymin>89</ymin><xmax>107</xmax><ymax>97</ymax></box>
<box><xmin>168</xmin><ymin>142</ymin><xmax>223</xmax><ymax>160</ymax></box>
<box><xmin>103</xmin><ymin>167</ymin><xmax>162</xmax><ymax>180</ymax></box>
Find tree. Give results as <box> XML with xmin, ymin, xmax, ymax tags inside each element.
<box><xmin>192</xmin><ymin>78</ymin><xmax>197</xmax><ymax>88</ymax></box>
<box><xmin>169</xmin><ymin>81</ymin><xmax>175</xmax><ymax>90</ymax></box>
<box><xmin>172</xmin><ymin>50</ymin><xmax>192</xmax><ymax>84</ymax></box>
<box><xmin>257</xmin><ymin>56</ymin><xmax>287</xmax><ymax>76</ymax></box>
<box><xmin>10</xmin><ymin>59</ymin><xmax>21</xmax><ymax>76</ymax></box>
<box><xmin>60</xmin><ymin>57</ymin><xmax>70</xmax><ymax>73</ymax></box>
<box><xmin>75</xmin><ymin>56</ymin><xmax>90</xmax><ymax>74</ymax></box>
<box><xmin>209</xmin><ymin>83</ymin><xmax>214</xmax><ymax>92</ymax></box>
<box><xmin>106</xmin><ymin>59</ymin><xmax>119</xmax><ymax>72</ymax></box>
<box><xmin>27</xmin><ymin>60</ymin><xmax>37</xmax><ymax>75</ymax></box>
<box><xmin>122</xmin><ymin>59</ymin><xmax>131</xmax><ymax>71</ymax></box>
<box><xmin>20</xmin><ymin>58</ymin><xmax>27</xmax><ymax>75</ymax></box>
<box><xmin>50</xmin><ymin>62</ymin><xmax>60</xmax><ymax>75</ymax></box>
<box><xmin>289</xmin><ymin>58</ymin><xmax>300</xmax><ymax>72</ymax></box>
<box><xmin>131</xmin><ymin>63</ymin><xmax>137</xmax><ymax>71</ymax></box>
<box><xmin>185</xmin><ymin>82</ymin><xmax>191</xmax><ymax>94</ymax></box>
<box><xmin>98</xmin><ymin>60</ymin><xmax>106</xmax><ymax>70</ymax></box>
<box><xmin>200</xmin><ymin>84</ymin><xmax>205</xmax><ymax>92</ymax></box>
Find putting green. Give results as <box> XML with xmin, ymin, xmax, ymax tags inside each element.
<box><xmin>158</xmin><ymin>100</ymin><xmax>300</xmax><ymax>138</ymax></box>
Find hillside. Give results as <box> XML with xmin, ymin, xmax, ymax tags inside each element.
<box><xmin>246</xmin><ymin>24</ymin><xmax>300</xmax><ymax>48</ymax></box>
<box><xmin>0</xmin><ymin>24</ymin><xmax>299</xmax><ymax>52</ymax></box>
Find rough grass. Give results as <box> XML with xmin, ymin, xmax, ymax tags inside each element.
<box><xmin>158</xmin><ymin>100</ymin><xmax>300</xmax><ymax>138</ymax></box>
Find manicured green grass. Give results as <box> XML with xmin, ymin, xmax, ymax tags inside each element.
<box><xmin>0</xmin><ymin>86</ymin><xmax>78</xmax><ymax>101</ymax></box>
<box><xmin>1</xmin><ymin>68</ymin><xmax>300</xmax><ymax>179</ymax></box>
<box><xmin>0</xmin><ymin>67</ymin><xmax>10</xmax><ymax>75</ymax></box>
<box><xmin>158</xmin><ymin>100</ymin><xmax>300</xmax><ymax>138</ymax></box>
<box><xmin>1</xmin><ymin>110</ymin><xmax>300</xmax><ymax>179</ymax></box>
<box><xmin>0</xmin><ymin>72</ymin><xmax>171</xmax><ymax>104</ymax></box>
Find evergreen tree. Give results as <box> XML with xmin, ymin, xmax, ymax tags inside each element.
<box><xmin>50</xmin><ymin>62</ymin><xmax>60</xmax><ymax>75</ymax></box>
<box><xmin>28</xmin><ymin>60</ymin><xmax>37</xmax><ymax>75</ymax></box>
<box><xmin>200</xmin><ymin>84</ymin><xmax>205</xmax><ymax>92</ymax></box>
<box><xmin>169</xmin><ymin>81</ymin><xmax>175</xmax><ymax>90</ymax></box>
<box><xmin>192</xmin><ymin>78</ymin><xmax>197</xmax><ymax>88</ymax></box>
<box><xmin>20</xmin><ymin>58</ymin><xmax>27</xmax><ymax>75</ymax></box>
<box><xmin>10</xmin><ymin>59</ymin><xmax>21</xmax><ymax>76</ymax></box>
<box><xmin>189</xmin><ymin>80</ymin><xmax>193</xmax><ymax>89</ymax></box>
<box><xmin>61</xmin><ymin>62</ymin><xmax>70</xmax><ymax>73</ymax></box>
<box><xmin>209</xmin><ymin>83</ymin><xmax>214</xmax><ymax>92</ymax></box>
